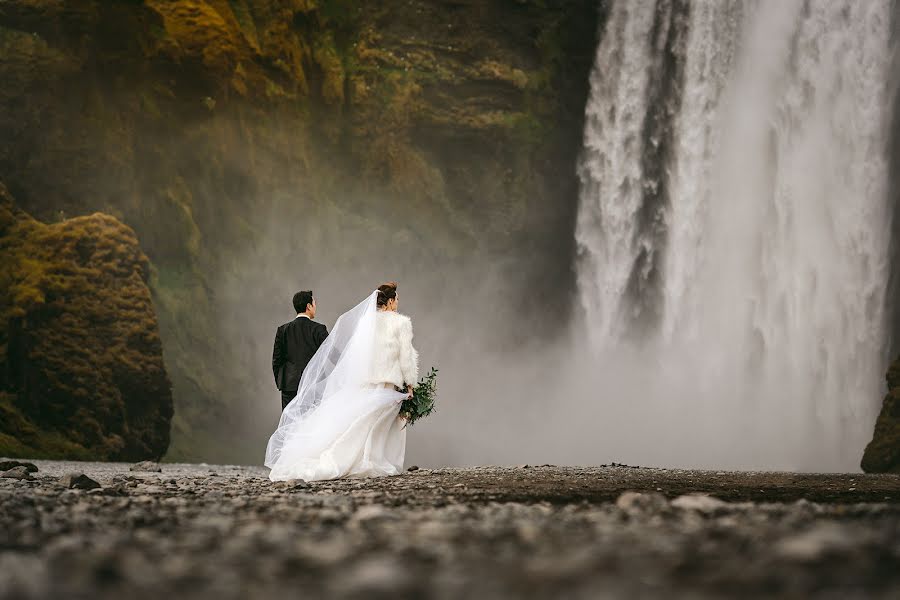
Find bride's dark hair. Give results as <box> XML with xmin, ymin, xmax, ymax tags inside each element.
<box><xmin>376</xmin><ymin>281</ymin><xmax>398</xmax><ymax>307</ymax></box>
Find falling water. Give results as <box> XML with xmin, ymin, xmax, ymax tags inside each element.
<box><xmin>575</xmin><ymin>0</ymin><xmax>893</xmax><ymax>471</ymax></box>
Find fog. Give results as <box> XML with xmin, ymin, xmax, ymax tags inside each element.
<box><xmin>217</xmin><ymin>215</ymin><xmax>578</xmax><ymax>469</ymax></box>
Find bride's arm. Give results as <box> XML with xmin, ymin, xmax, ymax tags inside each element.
<box><xmin>398</xmin><ymin>316</ymin><xmax>419</xmax><ymax>387</ymax></box>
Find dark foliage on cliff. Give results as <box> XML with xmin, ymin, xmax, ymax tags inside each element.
<box><xmin>0</xmin><ymin>0</ymin><xmax>600</xmax><ymax>462</ymax></box>
<box><xmin>0</xmin><ymin>183</ymin><xmax>173</xmax><ymax>460</ymax></box>
<box><xmin>861</xmin><ymin>357</ymin><xmax>900</xmax><ymax>473</ymax></box>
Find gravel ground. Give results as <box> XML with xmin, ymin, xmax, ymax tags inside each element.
<box><xmin>1</xmin><ymin>459</ymin><xmax>899</xmax><ymax>599</ymax></box>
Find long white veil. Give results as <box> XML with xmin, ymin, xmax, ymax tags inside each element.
<box><xmin>265</xmin><ymin>290</ymin><xmax>379</xmax><ymax>468</ymax></box>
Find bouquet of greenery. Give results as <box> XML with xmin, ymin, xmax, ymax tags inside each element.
<box><xmin>399</xmin><ymin>367</ymin><xmax>438</xmax><ymax>426</ymax></box>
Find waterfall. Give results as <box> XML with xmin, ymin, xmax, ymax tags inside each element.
<box><xmin>575</xmin><ymin>0</ymin><xmax>893</xmax><ymax>471</ymax></box>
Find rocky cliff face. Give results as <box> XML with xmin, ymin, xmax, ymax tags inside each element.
<box><xmin>0</xmin><ymin>184</ymin><xmax>172</xmax><ymax>460</ymax></box>
<box><xmin>0</xmin><ymin>0</ymin><xmax>601</xmax><ymax>461</ymax></box>
<box><xmin>861</xmin><ymin>357</ymin><xmax>900</xmax><ymax>473</ymax></box>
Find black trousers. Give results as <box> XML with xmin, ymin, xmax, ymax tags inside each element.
<box><xmin>281</xmin><ymin>390</ymin><xmax>297</xmax><ymax>411</ymax></box>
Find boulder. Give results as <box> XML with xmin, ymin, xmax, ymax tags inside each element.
<box><xmin>0</xmin><ymin>184</ymin><xmax>173</xmax><ymax>461</ymax></box>
<box><xmin>1</xmin><ymin>465</ymin><xmax>33</xmax><ymax>480</ymax></box>
<box><xmin>59</xmin><ymin>473</ymin><xmax>101</xmax><ymax>490</ymax></box>
<box><xmin>861</xmin><ymin>356</ymin><xmax>900</xmax><ymax>473</ymax></box>
<box><xmin>0</xmin><ymin>460</ymin><xmax>38</xmax><ymax>472</ymax></box>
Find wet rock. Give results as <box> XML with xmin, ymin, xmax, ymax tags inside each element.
<box><xmin>1</xmin><ymin>466</ymin><xmax>33</xmax><ymax>480</ymax></box>
<box><xmin>273</xmin><ymin>480</ymin><xmax>308</xmax><ymax>491</ymax></box>
<box><xmin>88</xmin><ymin>484</ymin><xmax>129</xmax><ymax>497</ymax></box>
<box><xmin>407</xmin><ymin>465</ymin><xmax>420</xmax><ymax>472</ymax></box>
<box><xmin>130</xmin><ymin>461</ymin><xmax>162</xmax><ymax>472</ymax></box>
<box><xmin>0</xmin><ymin>461</ymin><xmax>38</xmax><ymax>473</ymax></box>
<box><xmin>59</xmin><ymin>473</ymin><xmax>101</xmax><ymax>490</ymax></box>
<box><xmin>861</xmin><ymin>355</ymin><xmax>900</xmax><ymax>473</ymax></box>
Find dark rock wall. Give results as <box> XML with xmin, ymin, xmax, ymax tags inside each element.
<box><xmin>861</xmin><ymin>356</ymin><xmax>900</xmax><ymax>473</ymax></box>
<box><xmin>0</xmin><ymin>183</ymin><xmax>173</xmax><ymax>460</ymax></box>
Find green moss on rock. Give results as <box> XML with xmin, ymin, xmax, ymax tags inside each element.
<box><xmin>861</xmin><ymin>357</ymin><xmax>900</xmax><ymax>473</ymax></box>
<box><xmin>0</xmin><ymin>183</ymin><xmax>173</xmax><ymax>461</ymax></box>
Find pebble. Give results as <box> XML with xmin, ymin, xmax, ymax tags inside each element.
<box><xmin>130</xmin><ymin>461</ymin><xmax>162</xmax><ymax>473</ymax></box>
<box><xmin>58</xmin><ymin>473</ymin><xmax>101</xmax><ymax>490</ymax></box>
<box><xmin>1</xmin><ymin>466</ymin><xmax>33</xmax><ymax>480</ymax></box>
<box><xmin>273</xmin><ymin>480</ymin><xmax>308</xmax><ymax>491</ymax></box>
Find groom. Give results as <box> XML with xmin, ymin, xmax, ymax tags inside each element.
<box><xmin>272</xmin><ymin>290</ymin><xmax>329</xmax><ymax>410</ymax></box>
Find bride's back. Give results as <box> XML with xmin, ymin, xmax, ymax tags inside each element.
<box><xmin>369</xmin><ymin>310</ymin><xmax>418</xmax><ymax>387</ymax></box>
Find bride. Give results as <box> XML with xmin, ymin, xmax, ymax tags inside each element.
<box><xmin>265</xmin><ymin>282</ymin><xmax>419</xmax><ymax>481</ymax></box>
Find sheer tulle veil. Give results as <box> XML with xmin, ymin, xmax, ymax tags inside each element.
<box><xmin>265</xmin><ymin>290</ymin><xmax>379</xmax><ymax>468</ymax></box>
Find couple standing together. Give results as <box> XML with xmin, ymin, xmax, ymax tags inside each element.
<box><xmin>266</xmin><ymin>282</ymin><xmax>419</xmax><ymax>482</ymax></box>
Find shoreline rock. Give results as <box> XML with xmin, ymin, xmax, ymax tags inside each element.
<box><xmin>58</xmin><ymin>473</ymin><xmax>101</xmax><ymax>490</ymax></box>
<box><xmin>1</xmin><ymin>466</ymin><xmax>33</xmax><ymax>480</ymax></box>
<box><xmin>861</xmin><ymin>355</ymin><xmax>900</xmax><ymax>473</ymax></box>
<box><xmin>0</xmin><ymin>460</ymin><xmax>38</xmax><ymax>473</ymax></box>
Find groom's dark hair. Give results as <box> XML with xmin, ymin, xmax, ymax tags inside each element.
<box><xmin>293</xmin><ymin>290</ymin><xmax>314</xmax><ymax>313</ymax></box>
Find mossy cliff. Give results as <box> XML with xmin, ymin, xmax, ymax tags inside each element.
<box><xmin>0</xmin><ymin>183</ymin><xmax>172</xmax><ymax>460</ymax></box>
<box><xmin>861</xmin><ymin>357</ymin><xmax>900</xmax><ymax>473</ymax></box>
<box><xmin>0</xmin><ymin>0</ymin><xmax>601</xmax><ymax>462</ymax></box>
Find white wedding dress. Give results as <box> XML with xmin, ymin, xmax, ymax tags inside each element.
<box><xmin>265</xmin><ymin>291</ymin><xmax>419</xmax><ymax>481</ymax></box>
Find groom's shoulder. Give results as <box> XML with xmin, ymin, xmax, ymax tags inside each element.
<box><xmin>278</xmin><ymin>318</ymin><xmax>301</xmax><ymax>331</ymax></box>
<box><xmin>307</xmin><ymin>319</ymin><xmax>326</xmax><ymax>330</ymax></box>
<box><xmin>290</xmin><ymin>317</ymin><xmax>326</xmax><ymax>331</ymax></box>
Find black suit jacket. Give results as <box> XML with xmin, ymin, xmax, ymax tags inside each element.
<box><xmin>272</xmin><ymin>316</ymin><xmax>329</xmax><ymax>392</ymax></box>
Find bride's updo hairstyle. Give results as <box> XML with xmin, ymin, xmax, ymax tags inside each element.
<box><xmin>376</xmin><ymin>281</ymin><xmax>398</xmax><ymax>308</ymax></box>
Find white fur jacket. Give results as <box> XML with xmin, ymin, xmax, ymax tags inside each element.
<box><xmin>369</xmin><ymin>311</ymin><xmax>419</xmax><ymax>388</ymax></box>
